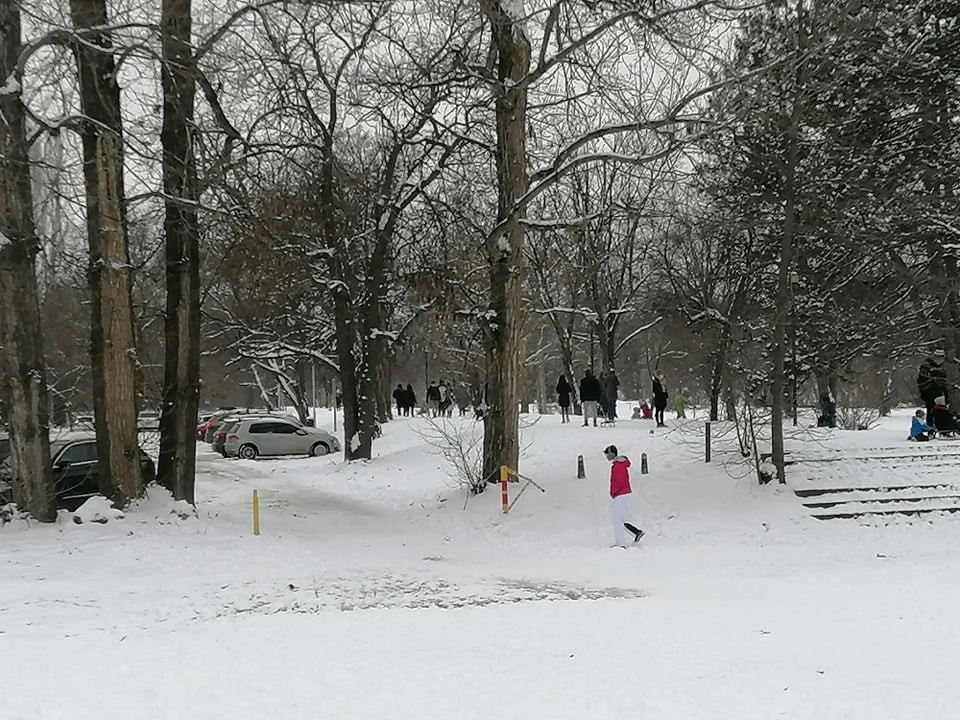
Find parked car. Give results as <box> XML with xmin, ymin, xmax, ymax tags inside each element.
<box><xmin>0</xmin><ymin>437</ymin><xmax>156</xmax><ymax>511</ymax></box>
<box><xmin>211</xmin><ymin>414</ymin><xmax>295</xmax><ymax>457</ymax></box>
<box><xmin>204</xmin><ymin>410</ymin><xmax>301</xmax><ymax>443</ymax></box>
<box><xmin>223</xmin><ymin>419</ymin><xmax>340</xmax><ymax>459</ymax></box>
<box><xmin>137</xmin><ymin>410</ymin><xmax>161</xmax><ymax>431</ymax></box>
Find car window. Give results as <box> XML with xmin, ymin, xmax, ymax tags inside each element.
<box><xmin>248</xmin><ymin>423</ymin><xmax>272</xmax><ymax>434</ymax></box>
<box><xmin>57</xmin><ymin>442</ymin><xmax>96</xmax><ymax>464</ymax></box>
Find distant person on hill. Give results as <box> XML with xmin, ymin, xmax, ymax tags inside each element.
<box><xmin>404</xmin><ymin>384</ymin><xmax>416</xmax><ymax>416</ymax></box>
<box><xmin>604</xmin><ymin>370</ymin><xmax>620</xmax><ymax>422</ymax></box>
<box><xmin>918</xmin><ymin>350</ymin><xmax>949</xmax><ymax>421</ymax></box>
<box><xmin>392</xmin><ymin>383</ymin><xmax>406</xmax><ymax>417</ymax></box>
<box><xmin>816</xmin><ymin>391</ymin><xmax>836</xmax><ymax>428</ymax></box>
<box><xmin>652</xmin><ymin>373</ymin><xmax>668</xmax><ymax>427</ymax></box>
<box><xmin>579</xmin><ymin>369</ymin><xmax>602</xmax><ymax>427</ymax></box>
<box><xmin>909</xmin><ymin>409</ymin><xmax>935</xmax><ymax>442</ymax></box>
<box><xmin>674</xmin><ymin>388</ymin><xmax>690</xmax><ymax>419</ymax></box>
<box><xmin>426</xmin><ymin>381</ymin><xmax>441</xmax><ymax>417</ymax></box>
<box><xmin>604</xmin><ymin>444</ymin><xmax>642</xmax><ymax>547</ymax></box>
<box><xmin>556</xmin><ymin>374</ymin><xmax>572</xmax><ymax>423</ymax></box>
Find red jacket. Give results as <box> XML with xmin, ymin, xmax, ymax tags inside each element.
<box><xmin>610</xmin><ymin>456</ymin><xmax>632</xmax><ymax>498</ymax></box>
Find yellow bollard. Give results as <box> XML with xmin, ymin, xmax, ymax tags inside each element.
<box><xmin>252</xmin><ymin>489</ymin><xmax>260</xmax><ymax>535</ymax></box>
<box><xmin>500</xmin><ymin>465</ymin><xmax>509</xmax><ymax>514</ymax></box>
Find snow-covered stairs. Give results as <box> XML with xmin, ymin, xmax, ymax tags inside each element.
<box><xmin>789</xmin><ymin>445</ymin><xmax>960</xmax><ymax>521</ymax></box>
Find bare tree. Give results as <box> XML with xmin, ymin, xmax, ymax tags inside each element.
<box><xmin>156</xmin><ymin>0</ymin><xmax>201</xmax><ymax>504</ymax></box>
<box><xmin>69</xmin><ymin>0</ymin><xmax>141</xmax><ymax>505</ymax></box>
<box><xmin>0</xmin><ymin>1</ymin><xmax>55</xmax><ymax>520</ymax></box>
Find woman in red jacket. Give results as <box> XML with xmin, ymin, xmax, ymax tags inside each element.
<box><xmin>604</xmin><ymin>445</ymin><xmax>642</xmax><ymax>547</ymax></box>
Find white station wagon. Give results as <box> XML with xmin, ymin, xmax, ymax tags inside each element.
<box><xmin>223</xmin><ymin>419</ymin><xmax>341</xmax><ymax>459</ymax></box>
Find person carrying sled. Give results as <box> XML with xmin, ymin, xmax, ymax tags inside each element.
<box><xmin>909</xmin><ymin>409</ymin><xmax>935</xmax><ymax>442</ymax></box>
<box><xmin>604</xmin><ymin>444</ymin><xmax>642</xmax><ymax>547</ymax></box>
<box><xmin>556</xmin><ymin>374</ymin><xmax>572</xmax><ymax>423</ymax></box>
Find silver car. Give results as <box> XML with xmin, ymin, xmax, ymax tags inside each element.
<box><xmin>223</xmin><ymin>419</ymin><xmax>341</xmax><ymax>459</ymax></box>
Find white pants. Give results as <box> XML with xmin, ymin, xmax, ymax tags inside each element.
<box><xmin>583</xmin><ymin>401</ymin><xmax>598</xmax><ymax>422</ymax></box>
<box><xmin>610</xmin><ymin>494</ymin><xmax>629</xmax><ymax>546</ymax></box>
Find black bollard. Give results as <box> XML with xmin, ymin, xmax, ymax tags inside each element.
<box><xmin>641</xmin><ymin>452</ymin><xmax>649</xmax><ymax>475</ymax></box>
<box><xmin>577</xmin><ymin>454</ymin><xmax>585</xmax><ymax>479</ymax></box>
<box><xmin>705</xmin><ymin>421</ymin><xmax>712</xmax><ymax>463</ymax></box>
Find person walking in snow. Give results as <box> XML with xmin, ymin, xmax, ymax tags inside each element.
<box><xmin>652</xmin><ymin>373</ymin><xmax>668</xmax><ymax>427</ymax></box>
<box><xmin>556</xmin><ymin>374</ymin><xmax>572</xmax><ymax>423</ymax></box>
<box><xmin>392</xmin><ymin>383</ymin><xmax>406</xmax><ymax>416</ymax></box>
<box><xmin>426</xmin><ymin>381</ymin><xmax>441</xmax><ymax>417</ymax></box>
<box><xmin>604</xmin><ymin>444</ymin><xmax>640</xmax><ymax>547</ymax></box>
<box><xmin>579</xmin><ymin>368</ymin><xmax>602</xmax><ymax>427</ymax></box>
<box><xmin>604</xmin><ymin>369</ymin><xmax>620</xmax><ymax>422</ymax></box>
<box><xmin>404</xmin><ymin>384</ymin><xmax>416</xmax><ymax>416</ymax></box>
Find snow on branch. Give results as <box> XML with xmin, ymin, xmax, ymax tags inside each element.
<box><xmin>614</xmin><ymin>316</ymin><xmax>663</xmax><ymax>353</ymax></box>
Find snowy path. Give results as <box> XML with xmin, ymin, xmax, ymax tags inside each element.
<box><xmin>5</xmin><ymin>410</ymin><xmax>960</xmax><ymax>718</ymax></box>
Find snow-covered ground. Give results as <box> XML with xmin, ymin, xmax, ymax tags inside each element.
<box><xmin>4</xmin><ymin>408</ymin><xmax>960</xmax><ymax>719</ymax></box>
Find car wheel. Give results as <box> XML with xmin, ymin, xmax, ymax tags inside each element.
<box><xmin>238</xmin><ymin>444</ymin><xmax>258</xmax><ymax>460</ymax></box>
<box><xmin>310</xmin><ymin>442</ymin><xmax>330</xmax><ymax>457</ymax></box>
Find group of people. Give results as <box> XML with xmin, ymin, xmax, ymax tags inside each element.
<box><xmin>911</xmin><ymin>350</ymin><xmax>960</xmax><ymax>440</ymax></box>
<box><xmin>555</xmin><ymin>369</ymin><xmax>620</xmax><ymax>426</ymax></box>
<box><xmin>392</xmin><ymin>384</ymin><xmax>418</xmax><ymax>416</ymax></box>
<box><xmin>394</xmin><ymin>380</ymin><xmax>470</xmax><ymax>418</ymax></box>
<box><xmin>556</xmin><ymin>369</ymin><xmax>687</xmax><ymax>428</ymax></box>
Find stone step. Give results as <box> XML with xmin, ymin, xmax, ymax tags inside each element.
<box><xmin>803</xmin><ymin>492</ymin><xmax>960</xmax><ymax>509</ymax></box>
<box><xmin>812</xmin><ymin>505</ymin><xmax>960</xmax><ymax>521</ymax></box>
<box><xmin>794</xmin><ymin>483</ymin><xmax>951</xmax><ymax>498</ymax></box>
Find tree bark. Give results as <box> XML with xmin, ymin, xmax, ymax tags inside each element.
<box><xmin>157</xmin><ymin>0</ymin><xmax>201</xmax><ymax>504</ymax></box>
<box><xmin>479</xmin><ymin>0</ymin><xmax>529</xmax><ymax>483</ymax></box>
<box><xmin>70</xmin><ymin>0</ymin><xmax>142</xmax><ymax>505</ymax></box>
<box><xmin>0</xmin><ymin>2</ymin><xmax>56</xmax><ymax>520</ymax></box>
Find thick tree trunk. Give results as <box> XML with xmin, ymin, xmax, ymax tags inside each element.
<box><xmin>0</xmin><ymin>3</ymin><xmax>55</xmax><ymax>520</ymax></box>
<box><xmin>71</xmin><ymin>0</ymin><xmax>142</xmax><ymax>505</ymax></box>
<box><xmin>157</xmin><ymin>0</ymin><xmax>201</xmax><ymax>504</ymax></box>
<box><xmin>480</xmin><ymin>1</ymin><xmax>529</xmax><ymax>483</ymax></box>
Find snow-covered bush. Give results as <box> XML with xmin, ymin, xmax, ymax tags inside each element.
<box><xmin>417</xmin><ymin>417</ymin><xmax>485</xmax><ymax>494</ymax></box>
<box><xmin>836</xmin><ymin>406</ymin><xmax>878</xmax><ymax>431</ymax></box>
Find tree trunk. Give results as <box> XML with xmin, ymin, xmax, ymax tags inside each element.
<box><xmin>480</xmin><ymin>1</ymin><xmax>529</xmax><ymax>483</ymax></box>
<box><xmin>71</xmin><ymin>0</ymin><xmax>142</xmax><ymax>505</ymax></box>
<box><xmin>0</xmin><ymin>2</ymin><xmax>56</xmax><ymax>520</ymax></box>
<box><xmin>157</xmin><ymin>0</ymin><xmax>201</xmax><ymax>504</ymax></box>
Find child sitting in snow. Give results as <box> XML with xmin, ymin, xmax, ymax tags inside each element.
<box><xmin>909</xmin><ymin>409</ymin><xmax>935</xmax><ymax>442</ymax></box>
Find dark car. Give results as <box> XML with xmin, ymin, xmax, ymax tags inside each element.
<box><xmin>0</xmin><ymin>437</ymin><xmax>156</xmax><ymax>511</ymax></box>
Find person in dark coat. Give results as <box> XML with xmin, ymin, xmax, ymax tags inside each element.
<box><xmin>392</xmin><ymin>383</ymin><xmax>406</xmax><ymax>416</ymax></box>
<box><xmin>931</xmin><ymin>395</ymin><xmax>960</xmax><ymax>436</ymax></box>
<box><xmin>652</xmin><ymin>373</ymin><xmax>668</xmax><ymax>427</ymax></box>
<box><xmin>556</xmin><ymin>374</ymin><xmax>572</xmax><ymax>423</ymax></box>
<box><xmin>816</xmin><ymin>391</ymin><xmax>836</xmax><ymax>428</ymax></box>
<box><xmin>604</xmin><ymin>370</ymin><xmax>620</xmax><ymax>422</ymax></box>
<box><xmin>404</xmin><ymin>384</ymin><xmax>416</xmax><ymax>416</ymax></box>
<box><xmin>918</xmin><ymin>350</ymin><xmax>948</xmax><ymax>422</ymax></box>
<box><xmin>579</xmin><ymin>369</ymin><xmax>602</xmax><ymax>427</ymax></box>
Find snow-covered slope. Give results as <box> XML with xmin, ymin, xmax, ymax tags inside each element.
<box><xmin>4</xmin><ymin>409</ymin><xmax>960</xmax><ymax>719</ymax></box>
